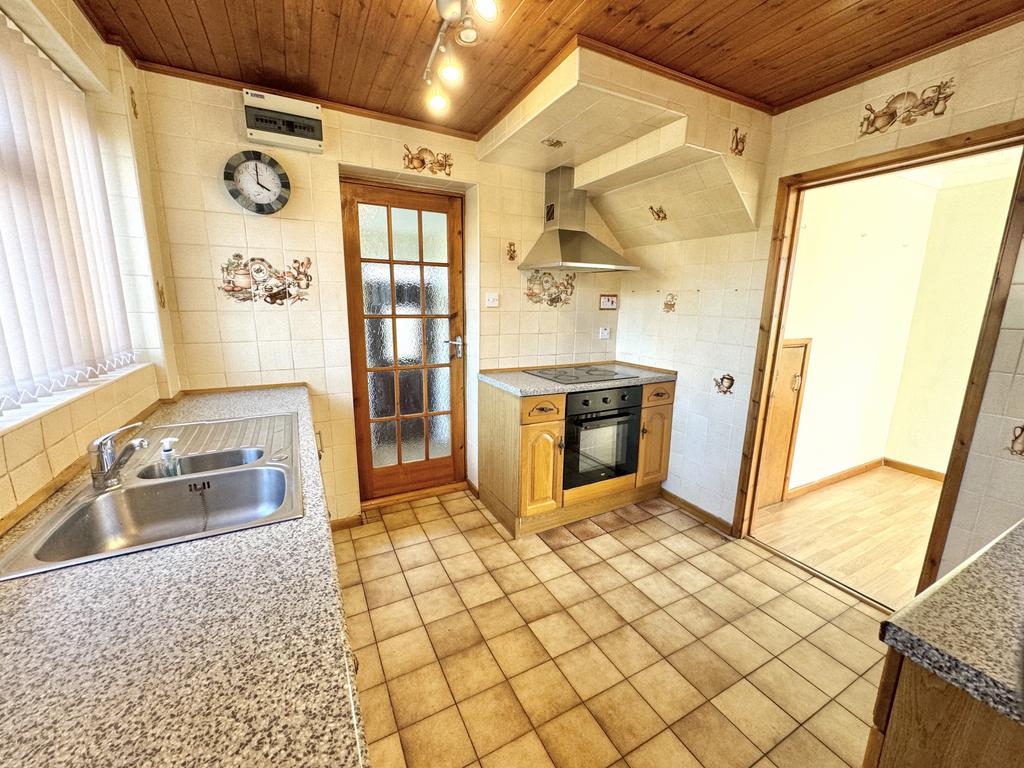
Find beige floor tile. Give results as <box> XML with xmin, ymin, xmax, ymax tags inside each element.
<box><xmin>399</xmin><ymin>705</ymin><xmax>476</xmax><ymax>768</ymax></box>
<box><xmin>510</xmin><ymin>660</ymin><xmax>581</xmax><ymax>727</ymax></box>
<box><xmin>383</xmin><ymin>509</ymin><xmax>419</xmax><ymax>529</ymax></box>
<box><xmin>347</xmin><ymin>612</ymin><xmax>375</xmax><ymax>650</ymax></box>
<box><xmin>746</xmin><ymin>560</ymin><xmax>803</xmax><ymax>593</ymax></box>
<box><xmin>492</xmin><ymin>562</ymin><xmax>540</xmax><ymax>593</ymax></box>
<box><xmin>555</xmin><ymin>642</ymin><xmax>624</xmax><ymax>699</ymax></box>
<box><xmin>723</xmin><ymin>572</ymin><xmax>780</xmax><ymax>607</ymax></box>
<box><xmin>415</xmin><ymin>585</ymin><xmax>465</xmax><ymax>624</ymax></box>
<box><xmin>481</xmin><ymin>731</ymin><xmax>555</xmax><ymax>768</ymax></box>
<box><xmin>768</xmin><ymin>727</ymin><xmax>847</xmax><ymax>768</ymax></box>
<box><xmin>546</xmin><ymin>572</ymin><xmax>598</xmax><ymax>607</ymax></box>
<box><xmin>413</xmin><ymin>503</ymin><xmax>447</xmax><ymax>523</ymax></box>
<box><xmin>393</xmin><ymin>540</ymin><xmax>438</xmax><ymax>573</ymax></box>
<box><xmin>586</xmin><ymin>533</ymin><xmax>630</xmax><ymax>559</ymax></box>
<box><xmin>530</xmin><ymin>611</ymin><xmax>589</xmax><ymax>656</ymax></box>
<box><xmin>465</xmin><ymin>525</ymin><xmax>504</xmax><ymax>550</ymax></box>
<box><xmin>595</xmin><ymin>625</ymin><xmax>661</xmax><ymax>676</ymax></box>
<box><xmin>588</xmin><ymin>680</ymin><xmax>665</xmax><ymax>754</ymax></box>
<box><xmin>508</xmin><ymin>535</ymin><xmax>551</xmax><ymax>560</ymax></box>
<box><xmin>390</xmin><ymin>524</ymin><xmax>430</xmax><ymax>550</ymax></box>
<box><xmin>454</xmin><ymin>573</ymin><xmax>504</xmax><ymax>608</ymax></box>
<box><xmin>685</xmin><ymin>526</ymin><xmax>731</xmax><ymax>549</ymax></box>
<box><xmin>747</xmin><ymin>658</ymin><xmax>830</xmax><ymax>722</ymax></box>
<box><xmin>779</xmin><ymin>641</ymin><xmax>859</xmax><ymax>697</ymax></box>
<box><xmin>694</xmin><ymin>584</ymin><xmax>757</xmax><ymax>623</ymax></box>
<box><xmin>760</xmin><ymin>595</ymin><xmax>827</xmax><ymax>636</ymax></box>
<box><xmin>356</xmin><ymin>643</ymin><xmax>385</xmax><ymax>689</ymax></box>
<box><xmin>365</xmin><ymin>573</ymin><xmax>413</xmax><ymax>609</ymax></box>
<box><xmin>632</xmin><ymin>609</ymin><xmax>695</xmax><ymax>655</ymax></box>
<box><xmin>566</xmin><ymin>519</ymin><xmax>606</xmax><ymax>541</ymax></box>
<box><xmin>379</xmin><ymin>626</ymin><xmax>438</xmax><ymax>679</ymax></box>
<box><xmin>703</xmin><ymin>625</ymin><xmax>772</xmax><ymax>676</ymax></box>
<box><xmin>442</xmin><ymin>552</ymin><xmax>488</xmax><ymax>581</ymax></box>
<box><xmin>335</xmin><ymin>540</ymin><xmax>356</xmax><ymax>563</ymax></box>
<box><xmin>661</xmin><ymin>533</ymin><xmax>707</xmax><ymax>560</ymax></box>
<box><xmin>714</xmin><ymin>542</ymin><xmax>763</xmax><ymax>570</ymax></box>
<box><xmin>630</xmin><ymin>659</ymin><xmax>704</xmax><ymax>723</ymax></box>
<box><xmin>525</xmin><ymin>552</ymin><xmax>574</xmax><ymax>581</ymax></box>
<box><xmin>733</xmin><ymin>610</ymin><xmax>801</xmax><ymax>655</ymax></box>
<box><xmin>672</xmin><ymin>702</ymin><xmax>762</xmax><ymax>768</ymax></box>
<box><xmin>404</xmin><ymin>561</ymin><xmax>450</xmax><ymax>594</ymax></box>
<box><xmin>805</xmin><ymin>701</ymin><xmax>870</xmax><ymax>766</ymax></box>
<box><xmin>362</xmin><ymin>682</ymin><xmax>398</xmax><ymax>742</ymax></box>
<box><xmin>578</xmin><ymin>562</ymin><xmax>630</xmax><ymax>593</ymax></box>
<box><xmin>426</xmin><ymin>611</ymin><xmax>485</xmax><ymax>659</ymax></box>
<box><xmin>433</xmin><ymin>533</ymin><xmax>474</xmax><ymax>560</ymax></box>
<box><xmin>508</xmin><ymin>583</ymin><xmax>563</xmax><ymax>622</ymax></box>
<box><xmin>556</xmin><ymin>542</ymin><xmax>602</xmax><ymax>569</ymax></box>
<box><xmin>806</xmin><ymin>624</ymin><xmax>881</xmax><ymax>675</ymax></box>
<box><xmin>668</xmin><ymin>641</ymin><xmax>742</xmax><ymax>699</ymax></box>
<box><xmin>471</xmin><ymin>596</ymin><xmax>525</xmax><ymax>639</ymax></box>
<box><xmin>832</xmin><ymin>607</ymin><xmax>887</xmax><ymax>654</ymax></box>
<box><xmin>351</xmin><ymin>521</ymin><xmax>386</xmax><ymax>540</ymax></box>
<box><xmin>368</xmin><ymin>732</ymin><xmax>407</xmax><ymax>768</ymax></box>
<box><xmin>689</xmin><ymin>551</ymin><xmax>740</xmax><ymax>581</ymax></box>
<box><xmin>355</xmin><ymin>532</ymin><xmax>393</xmax><ymax>558</ymax></box>
<box><xmin>624</xmin><ymin>729</ymin><xmax>701</xmax><ymax>768</ymax></box>
<box><xmin>537</xmin><ymin>705</ymin><xmax>621</xmax><ymax>768</ymax></box>
<box><xmin>664</xmin><ymin>596</ymin><xmax>727</xmax><ymax>637</ymax></box>
<box><xmin>608</xmin><ymin>552</ymin><xmax>657</xmax><ymax>581</ymax></box>
<box><xmin>459</xmin><ymin>681</ymin><xmax>532</xmax><ymax>756</ymax></box>
<box><xmin>388</xmin><ymin>662</ymin><xmax>456</xmax><ymax>728</ymax></box>
<box><xmin>713</xmin><ymin>679</ymin><xmax>798</xmax><ymax>752</ymax></box>
<box><xmin>660</xmin><ymin>561</ymin><xmax>714</xmax><ymax>594</ymax></box>
<box><xmin>633</xmin><ymin>572</ymin><xmax>687</xmax><ymax>607</ymax></box>
<box><xmin>538</xmin><ymin>527</ymin><xmax>581</xmax><ymax>549</ymax></box>
<box><xmin>487</xmin><ymin>625</ymin><xmax>550</xmax><ymax>677</ymax></box>
<box><xmin>477</xmin><ymin>542</ymin><xmax>520</xmax><ymax>570</ymax></box>
<box><xmin>441</xmin><ymin>642</ymin><xmax>506</xmax><ymax>702</ymax></box>
<box><xmin>835</xmin><ymin>677</ymin><xmax>877</xmax><ymax>726</ymax></box>
<box><xmin>611</xmin><ymin>526</ymin><xmax>655</xmax><ymax>550</ymax></box>
<box><xmin>358</xmin><ymin>551</ymin><xmax>401</xmax><ymax>581</ymax></box>
<box><xmin>603</xmin><ymin>584</ymin><xmax>659</xmax><ymax>622</ymax></box>
<box><xmin>371</xmin><ymin>598</ymin><xmax>423</xmax><ymax>641</ymax></box>
<box><xmin>616</xmin><ymin>504</ymin><xmax>653</xmax><ymax>523</ymax></box>
<box><xmin>591</xmin><ymin>511</ymin><xmax>631</xmax><ymax>532</ymax></box>
<box><xmin>657</xmin><ymin>510</ymin><xmax>701</xmax><ymax>532</ymax></box>
<box><xmin>567</xmin><ymin>596</ymin><xmax>626</xmax><ymax>639</ymax></box>
<box><xmin>634</xmin><ymin>517</ymin><xmax>677</xmax><ymax>541</ymax></box>
<box><xmin>786</xmin><ymin>583</ymin><xmax>847</xmax><ymax>620</ymax></box>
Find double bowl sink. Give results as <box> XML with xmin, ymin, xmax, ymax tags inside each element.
<box><xmin>0</xmin><ymin>413</ymin><xmax>303</xmax><ymax>581</ymax></box>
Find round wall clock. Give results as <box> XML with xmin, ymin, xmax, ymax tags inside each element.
<box><xmin>223</xmin><ymin>150</ymin><xmax>290</xmax><ymax>214</ymax></box>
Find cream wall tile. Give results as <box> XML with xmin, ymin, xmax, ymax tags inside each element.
<box><xmin>3</xmin><ymin>421</ymin><xmax>44</xmax><ymax>470</ymax></box>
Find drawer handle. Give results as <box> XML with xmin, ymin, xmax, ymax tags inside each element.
<box><xmin>531</xmin><ymin>404</ymin><xmax>557</xmax><ymax>415</ymax></box>
<box><xmin>652</xmin><ymin>391</ymin><xmax>668</xmax><ymax>398</ymax></box>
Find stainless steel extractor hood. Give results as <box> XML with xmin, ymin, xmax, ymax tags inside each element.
<box><xmin>519</xmin><ymin>167</ymin><xmax>639</xmax><ymax>273</ymax></box>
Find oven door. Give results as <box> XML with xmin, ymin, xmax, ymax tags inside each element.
<box><xmin>563</xmin><ymin>407</ymin><xmax>641</xmax><ymax>490</ymax></box>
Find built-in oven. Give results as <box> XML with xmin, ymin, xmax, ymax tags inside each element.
<box><xmin>563</xmin><ymin>386</ymin><xmax>642</xmax><ymax>490</ymax></box>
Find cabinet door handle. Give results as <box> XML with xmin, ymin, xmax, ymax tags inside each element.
<box><xmin>641</xmin><ymin>425</ymin><xmax>649</xmax><ymax>437</ymax></box>
<box><xmin>557</xmin><ymin>438</ymin><xmax>565</xmax><ymax>452</ymax></box>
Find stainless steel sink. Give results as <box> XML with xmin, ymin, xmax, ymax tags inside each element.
<box><xmin>136</xmin><ymin>447</ymin><xmax>264</xmax><ymax>479</ymax></box>
<box><xmin>0</xmin><ymin>413</ymin><xmax>302</xmax><ymax>580</ymax></box>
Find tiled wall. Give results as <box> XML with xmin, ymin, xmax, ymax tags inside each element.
<box><xmin>0</xmin><ymin>366</ymin><xmax>159</xmax><ymax>525</ymax></box>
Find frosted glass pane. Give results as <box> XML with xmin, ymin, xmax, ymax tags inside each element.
<box><xmin>401</xmin><ymin>418</ymin><xmax>425</xmax><ymax>462</ymax></box>
<box><xmin>361</xmin><ymin>263</ymin><xmax>392</xmax><ymax>315</ymax></box>
<box><xmin>394</xmin><ymin>264</ymin><xmax>422</xmax><ymax>315</ymax></box>
<box><xmin>395</xmin><ymin>318</ymin><xmax>422</xmax><ymax>365</ymax></box>
<box><xmin>399</xmin><ymin>369</ymin><xmax>424</xmax><ymax>415</ymax></box>
<box><xmin>391</xmin><ymin>208</ymin><xmax>419</xmax><ymax>261</ymax></box>
<box><xmin>358</xmin><ymin>204</ymin><xmax>389</xmax><ymax>260</ymax></box>
<box><xmin>368</xmin><ymin>371</ymin><xmax>395</xmax><ymax>418</ymax></box>
<box><xmin>371</xmin><ymin>421</ymin><xmax>397</xmax><ymax>467</ymax></box>
<box><xmin>426</xmin><ymin>318</ymin><xmax>450</xmax><ymax>364</ymax></box>
<box><xmin>429</xmin><ymin>414</ymin><xmax>451</xmax><ymax>458</ymax></box>
<box><xmin>423</xmin><ymin>266</ymin><xmax>448</xmax><ymax>315</ymax></box>
<box><xmin>364</xmin><ymin>319</ymin><xmax>394</xmax><ymax>367</ymax></box>
<box><xmin>427</xmin><ymin>367</ymin><xmax>450</xmax><ymax>412</ymax></box>
<box><xmin>422</xmin><ymin>211</ymin><xmax>447</xmax><ymax>263</ymax></box>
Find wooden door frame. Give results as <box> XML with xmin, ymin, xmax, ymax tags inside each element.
<box><xmin>341</xmin><ymin>181</ymin><xmax>466</xmax><ymax>501</ymax></box>
<box><xmin>732</xmin><ymin>118</ymin><xmax>1024</xmax><ymax>596</ymax></box>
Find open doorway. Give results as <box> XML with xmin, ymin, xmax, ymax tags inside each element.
<box><xmin>748</xmin><ymin>145</ymin><xmax>1023</xmax><ymax>609</ymax></box>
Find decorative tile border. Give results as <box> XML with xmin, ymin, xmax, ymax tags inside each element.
<box><xmin>859</xmin><ymin>79</ymin><xmax>956</xmax><ymax>136</ymax></box>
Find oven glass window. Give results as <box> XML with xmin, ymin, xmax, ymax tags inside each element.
<box><xmin>564</xmin><ymin>408</ymin><xmax>641</xmax><ymax>490</ymax></box>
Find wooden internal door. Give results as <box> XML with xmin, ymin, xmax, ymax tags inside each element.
<box><xmin>758</xmin><ymin>339</ymin><xmax>810</xmax><ymax>506</ymax></box>
<box><xmin>342</xmin><ymin>182</ymin><xmax>465</xmax><ymax>500</ymax></box>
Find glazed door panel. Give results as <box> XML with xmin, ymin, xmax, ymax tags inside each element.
<box><xmin>342</xmin><ymin>182</ymin><xmax>465</xmax><ymax>500</ymax></box>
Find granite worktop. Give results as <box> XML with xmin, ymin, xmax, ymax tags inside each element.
<box><xmin>0</xmin><ymin>387</ymin><xmax>366</xmax><ymax>767</ymax></box>
<box><xmin>479</xmin><ymin>362</ymin><xmax>676</xmax><ymax>396</ymax></box>
<box><xmin>881</xmin><ymin>519</ymin><xmax>1024</xmax><ymax>723</ymax></box>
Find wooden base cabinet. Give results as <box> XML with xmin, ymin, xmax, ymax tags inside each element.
<box><xmin>520</xmin><ymin>421</ymin><xmax>564</xmax><ymax>516</ymax></box>
<box><xmin>637</xmin><ymin>403</ymin><xmax>673</xmax><ymax>486</ymax></box>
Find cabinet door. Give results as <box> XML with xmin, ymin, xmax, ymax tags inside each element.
<box><xmin>637</xmin><ymin>404</ymin><xmax>673</xmax><ymax>486</ymax></box>
<box><xmin>519</xmin><ymin>421</ymin><xmax>564</xmax><ymax>516</ymax></box>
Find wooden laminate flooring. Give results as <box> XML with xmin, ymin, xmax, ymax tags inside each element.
<box><xmin>752</xmin><ymin>467</ymin><xmax>941</xmax><ymax>609</ymax></box>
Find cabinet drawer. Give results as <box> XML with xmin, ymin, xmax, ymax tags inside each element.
<box><xmin>642</xmin><ymin>381</ymin><xmax>675</xmax><ymax>407</ymax></box>
<box><xmin>521</xmin><ymin>394</ymin><xmax>567</xmax><ymax>424</ymax></box>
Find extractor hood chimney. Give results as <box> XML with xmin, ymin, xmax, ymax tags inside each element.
<box><xmin>518</xmin><ymin>167</ymin><xmax>639</xmax><ymax>273</ymax></box>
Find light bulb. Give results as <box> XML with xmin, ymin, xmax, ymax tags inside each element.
<box><xmin>474</xmin><ymin>0</ymin><xmax>498</xmax><ymax>22</ymax></box>
<box><xmin>455</xmin><ymin>16</ymin><xmax>479</xmax><ymax>46</ymax></box>
<box><xmin>438</xmin><ymin>48</ymin><xmax>463</xmax><ymax>85</ymax></box>
<box><xmin>426</xmin><ymin>82</ymin><xmax>450</xmax><ymax>114</ymax></box>
<box><xmin>436</xmin><ymin>0</ymin><xmax>462</xmax><ymax>21</ymax></box>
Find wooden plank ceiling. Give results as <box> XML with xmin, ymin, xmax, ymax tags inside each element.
<box><xmin>76</xmin><ymin>0</ymin><xmax>1024</xmax><ymax>136</ymax></box>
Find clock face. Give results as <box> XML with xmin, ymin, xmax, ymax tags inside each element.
<box><xmin>223</xmin><ymin>150</ymin><xmax>290</xmax><ymax>215</ymax></box>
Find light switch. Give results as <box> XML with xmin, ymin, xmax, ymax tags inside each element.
<box><xmin>485</xmin><ymin>292</ymin><xmax>500</xmax><ymax>308</ymax></box>
<box><xmin>598</xmin><ymin>327</ymin><xmax>610</xmax><ymax>340</ymax></box>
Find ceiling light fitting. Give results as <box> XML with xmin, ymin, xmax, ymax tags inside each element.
<box><xmin>424</xmin><ymin>0</ymin><xmax>498</xmax><ymax>113</ymax></box>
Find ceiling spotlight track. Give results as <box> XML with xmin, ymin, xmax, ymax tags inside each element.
<box><xmin>423</xmin><ymin>0</ymin><xmax>498</xmax><ymax>115</ymax></box>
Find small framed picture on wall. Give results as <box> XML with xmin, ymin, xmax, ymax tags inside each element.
<box><xmin>599</xmin><ymin>294</ymin><xmax>618</xmax><ymax>310</ymax></box>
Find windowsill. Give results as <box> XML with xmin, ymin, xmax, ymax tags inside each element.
<box><xmin>0</xmin><ymin>363</ymin><xmax>157</xmax><ymax>440</ymax></box>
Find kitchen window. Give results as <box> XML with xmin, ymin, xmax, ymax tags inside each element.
<box><xmin>0</xmin><ymin>13</ymin><xmax>133</xmax><ymax>416</ymax></box>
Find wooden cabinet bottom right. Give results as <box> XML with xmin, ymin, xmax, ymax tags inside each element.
<box><xmin>637</xmin><ymin>404</ymin><xmax>672</xmax><ymax>486</ymax></box>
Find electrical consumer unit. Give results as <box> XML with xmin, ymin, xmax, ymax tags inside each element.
<box><xmin>242</xmin><ymin>89</ymin><xmax>324</xmax><ymax>153</ymax></box>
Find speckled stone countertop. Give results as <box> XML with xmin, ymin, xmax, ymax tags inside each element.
<box><xmin>881</xmin><ymin>520</ymin><xmax>1023</xmax><ymax>723</ymax></box>
<box><xmin>0</xmin><ymin>387</ymin><xmax>367</xmax><ymax>767</ymax></box>
<box><xmin>479</xmin><ymin>362</ymin><xmax>676</xmax><ymax>396</ymax></box>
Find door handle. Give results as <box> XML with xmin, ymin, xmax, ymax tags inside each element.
<box><xmin>443</xmin><ymin>335</ymin><xmax>463</xmax><ymax>359</ymax></box>
<box><xmin>641</xmin><ymin>424</ymin><xmax>649</xmax><ymax>437</ymax></box>
<box><xmin>792</xmin><ymin>373</ymin><xmax>802</xmax><ymax>391</ymax></box>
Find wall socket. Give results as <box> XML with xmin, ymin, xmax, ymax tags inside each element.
<box><xmin>485</xmin><ymin>292</ymin><xmax>500</xmax><ymax>308</ymax></box>
<box><xmin>598</xmin><ymin>327</ymin><xmax>610</xmax><ymax>340</ymax></box>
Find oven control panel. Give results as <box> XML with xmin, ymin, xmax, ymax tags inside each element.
<box><xmin>566</xmin><ymin>386</ymin><xmax>642</xmax><ymax>416</ymax></box>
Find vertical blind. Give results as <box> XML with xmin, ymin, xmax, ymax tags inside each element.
<box><xmin>0</xmin><ymin>14</ymin><xmax>133</xmax><ymax>415</ymax></box>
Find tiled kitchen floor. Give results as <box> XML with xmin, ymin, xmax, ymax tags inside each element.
<box><xmin>333</xmin><ymin>491</ymin><xmax>887</xmax><ymax>768</ymax></box>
